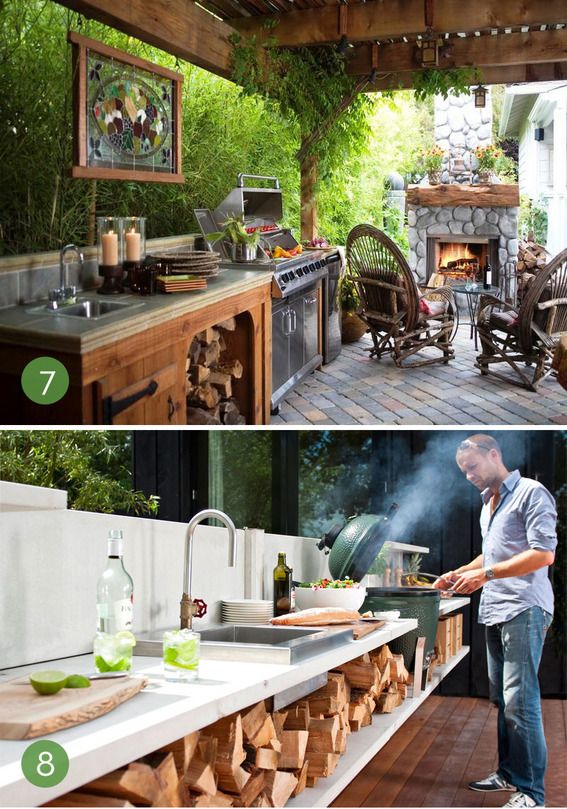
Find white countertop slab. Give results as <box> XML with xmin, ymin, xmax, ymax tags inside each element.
<box><xmin>439</xmin><ymin>596</ymin><xmax>470</xmax><ymax>616</ymax></box>
<box><xmin>0</xmin><ymin>619</ymin><xmax>417</xmax><ymax>806</ymax></box>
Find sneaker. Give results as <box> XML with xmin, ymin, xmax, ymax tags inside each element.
<box><xmin>502</xmin><ymin>793</ymin><xmax>539</xmax><ymax>808</ymax></box>
<box><xmin>469</xmin><ymin>772</ymin><xmax>517</xmax><ymax>792</ymax></box>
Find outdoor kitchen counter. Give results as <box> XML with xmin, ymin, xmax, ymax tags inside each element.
<box><xmin>0</xmin><ymin>619</ymin><xmax>417</xmax><ymax>807</ymax></box>
<box><xmin>0</xmin><ymin>268</ymin><xmax>273</xmax><ymax>354</ymax></box>
<box><xmin>0</xmin><ymin>268</ymin><xmax>274</xmax><ymax>424</ymax></box>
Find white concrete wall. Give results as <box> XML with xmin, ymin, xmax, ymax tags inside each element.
<box><xmin>0</xmin><ymin>483</ymin><xmax>326</xmax><ymax>670</ymax></box>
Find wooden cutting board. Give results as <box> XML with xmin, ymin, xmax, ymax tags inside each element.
<box><xmin>319</xmin><ymin>619</ymin><xmax>385</xmax><ymax>639</ymax></box>
<box><xmin>0</xmin><ymin>675</ymin><xmax>147</xmax><ymax>740</ymax></box>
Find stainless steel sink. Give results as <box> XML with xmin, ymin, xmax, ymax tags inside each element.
<box><xmin>26</xmin><ymin>299</ymin><xmax>144</xmax><ymax>319</ymax></box>
<box><xmin>135</xmin><ymin>624</ymin><xmax>354</xmax><ymax>664</ymax></box>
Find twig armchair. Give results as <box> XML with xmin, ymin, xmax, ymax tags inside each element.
<box><xmin>345</xmin><ymin>225</ymin><xmax>457</xmax><ymax>367</ymax></box>
<box><xmin>476</xmin><ymin>247</ymin><xmax>567</xmax><ymax>390</ymax></box>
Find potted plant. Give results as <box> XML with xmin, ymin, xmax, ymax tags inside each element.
<box><xmin>207</xmin><ymin>214</ymin><xmax>260</xmax><ymax>262</ymax></box>
<box><xmin>420</xmin><ymin>146</ymin><xmax>445</xmax><ymax>185</ymax></box>
<box><xmin>473</xmin><ymin>144</ymin><xmax>504</xmax><ymax>184</ymax></box>
<box><xmin>339</xmin><ymin>273</ymin><xmax>367</xmax><ymax>343</ymax></box>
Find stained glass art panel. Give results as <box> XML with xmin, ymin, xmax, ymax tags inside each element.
<box><xmin>69</xmin><ymin>33</ymin><xmax>184</xmax><ymax>183</ymax></box>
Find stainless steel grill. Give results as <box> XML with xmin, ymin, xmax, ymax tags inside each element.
<box><xmin>199</xmin><ymin>174</ymin><xmax>341</xmax><ymax>412</ymax></box>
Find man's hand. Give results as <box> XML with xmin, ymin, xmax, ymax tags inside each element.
<box><xmin>452</xmin><ymin>569</ymin><xmax>488</xmax><ymax>594</ymax></box>
<box><xmin>433</xmin><ymin>572</ymin><xmax>456</xmax><ymax>590</ymax></box>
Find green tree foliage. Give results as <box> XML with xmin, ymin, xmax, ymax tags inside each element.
<box><xmin>0</xmin><ymin>1</ymin><xmax>431</xmax><ymax>255</ymax></box>
<box><xmin>0</xmin><ymin>430</ymin><xmax>158</xmax><ymax>515</ymax></box>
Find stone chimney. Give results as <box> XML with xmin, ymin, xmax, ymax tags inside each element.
<box><xmin>434</xmin><ymin>90</ymin><xmax>493</xmax><ymax>183</ymax></box>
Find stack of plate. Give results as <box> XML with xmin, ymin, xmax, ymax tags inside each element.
<box><xmin>221</xmin><ymin>599</ymin><xmax>273</xmax><ymax>625</ymax></box>
<box><xmin>147</xmin><ymin>251</ymin><xmax>222</xmax><ymax>277</ymax></box>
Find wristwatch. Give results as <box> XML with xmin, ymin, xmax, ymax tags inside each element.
<box><xmin>485</xmin><ymin>567</ymin><xmax>495</xmax><ymax>580</ymax></box>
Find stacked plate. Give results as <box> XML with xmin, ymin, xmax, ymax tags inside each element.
<box><xmin>221</xmin><ymin>599</ymin><xmax>273</xmax><ymax>625</ymax></box>
<box><xmin>147</xmin><ymin>251</ymin><xmax>222</xmax><ymax>278</ymax></box>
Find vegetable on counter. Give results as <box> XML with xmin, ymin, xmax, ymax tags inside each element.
<box><xmin>298</xmin><ymin>577</ymin><xmax>361</xmax><ymax>590</ymax></box>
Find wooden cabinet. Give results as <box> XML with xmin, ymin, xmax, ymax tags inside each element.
<box><xmin>0</xmin><ymin>280</ymin><xmax>272</xmax><ymax>425</ymax></box>
<box><xmin>93</xmin><ymin>346</ymin><xmax>186</xmax><ymax>425</ymax></box>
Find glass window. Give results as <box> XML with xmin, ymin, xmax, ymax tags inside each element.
<box><xmin>0</xmin><ymin>430</ymin><xmax>145</xmax><ymax>514</ymax></box>
<box><xmin>298</xmin><ymin>431</ymin><xmax>374</xmax><ymax>537</ymax></box>
<box><xmin>208</xmin><ymin>431</ymin><xmax>272</xmax><ymax>529</ymax></box>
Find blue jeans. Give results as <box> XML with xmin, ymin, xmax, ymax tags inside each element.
<box><xmin>486</xmin><ymin>606</ymin><xmax>552</xmax><ymax>805</ymax></box>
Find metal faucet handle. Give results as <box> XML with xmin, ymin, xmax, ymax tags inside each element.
<box><xmin>63</xmin><ymin>286</ymin><xmax>77</xmax><ymax>302</ymax></box>
<box><xmin>48</xmin><ymin>289</ymin><xmax>63</xmax><ymax>309</ymax></box>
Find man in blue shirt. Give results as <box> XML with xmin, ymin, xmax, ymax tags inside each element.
<box><xmin>434</xmin><ymin>434</ymin><xmax>557</xmax><ymax>808</ymax></box>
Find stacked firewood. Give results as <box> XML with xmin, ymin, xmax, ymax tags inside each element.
<box><xmin>186</xmin><ymin>318</ymin><xmax>246</xmax><ymax>425</ymax></box>
<box><xmin>45</xmin><ymin>646</ymin><xmax>409</xmax><ymax>808</ymax></box>
<box><xmin>516</xmin><ymin>238</ymin><xmax>549</xmax><ymax>301</ymax></box>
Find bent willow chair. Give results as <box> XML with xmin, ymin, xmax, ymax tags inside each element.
<box><xmin>345</xmin><ymin>225</ymin><xmax>458</xmax><ymax>367</ymax></box>
<box><xmin>476</xmin><ymin>247</ymin><xmax>567</xmax><ymax>391</ymax></box>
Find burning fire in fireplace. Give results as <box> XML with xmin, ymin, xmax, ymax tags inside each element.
<box><xmin>437</xmin><ymin>241</ymin><xmax>488</xmax><ymax>277</ymax></box>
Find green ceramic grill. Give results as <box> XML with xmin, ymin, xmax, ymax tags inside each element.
<box><xmin>317</xmin><ymin>505</ymin><xmax>440</xmax><ymax>670</ymax></box>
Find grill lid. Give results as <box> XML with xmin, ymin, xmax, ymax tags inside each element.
<box><xmin>320</xmin><ymin>504</ymin><xmax>399</xmax><ymax>581</ymax></box>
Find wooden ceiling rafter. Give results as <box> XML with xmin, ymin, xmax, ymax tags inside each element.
<box><xmin>231</xmin><ymin>0</ymin><xmax>567</xmax><ymax>49</ymax></box>
<box><xmin>346</xmin><ymin>28</ymin><xmax>567</xmax><ymax>77</ymax></box>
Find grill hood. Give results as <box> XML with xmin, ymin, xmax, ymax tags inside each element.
<box><xmin>318</xmin><ymin>504</ymin><xmax>399</xmax><ymax>581</ymax></box>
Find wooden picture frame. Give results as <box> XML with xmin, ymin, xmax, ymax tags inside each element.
<box><xmin>69</xmin><ymin>32</ymin><xmax>184</xmax><ymax>183</ymax></box>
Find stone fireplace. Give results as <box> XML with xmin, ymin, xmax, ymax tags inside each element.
<box><xmin>407</xmin><ymin>92</ymin><xmax>520</xmax><ymax>302</ymax></box>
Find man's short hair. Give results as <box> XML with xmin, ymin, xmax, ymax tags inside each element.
<box><xmin>456</xmin><ymin>434</ymin><xmax>502</xmax><ymax>456</ymax></box>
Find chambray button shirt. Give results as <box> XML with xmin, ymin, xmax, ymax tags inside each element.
<box><xmin>478</xmin><ymin>469</ymin><xmax>557</xmax><ymax>625</ymax></box>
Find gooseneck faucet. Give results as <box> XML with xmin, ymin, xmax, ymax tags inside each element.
<box><xmin>180</xmin><ymin>509</ymin><xmax>237</xmax><ymax>630</ymax></box>
<box><xmin>48</xmin><ymin>244</ymin><xmax>84</xmax><ymax>308</ymax></box>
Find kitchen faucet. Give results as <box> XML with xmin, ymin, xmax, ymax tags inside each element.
<box><xmin>180</xmin><ymin>509</ymin><xmax>237</xmax><ymax>630</ymax></box>
<box><xmin>48</xmin><ymin>244</ymin><xmax>84</xmax><ymax>309</ymax></box>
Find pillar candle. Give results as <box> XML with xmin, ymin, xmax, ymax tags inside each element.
<box><xmin>125</xmin><ymin>228</ymin><xmax>141</xmax><ymax>262</ymax></box>
<box><xmin>101</xmin><ymin>230</ymin><xmax>118</xmax><ymax>266</ymax></box>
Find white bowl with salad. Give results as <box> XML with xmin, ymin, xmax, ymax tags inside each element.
<box><xmin>295</xmin><ymin>578</ymin><xmax>366</xmax><ymax>612</ymax></box>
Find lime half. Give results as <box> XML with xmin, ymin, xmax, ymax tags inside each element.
<box><xmin>29</xmin><ymin>670</ymin><xmax>68</xmax><ymax>695</ymax></box>
<box><xmin>65</xmin><ymin>674</ymin><xmax>91</xmax><ymax>689</ymax></box>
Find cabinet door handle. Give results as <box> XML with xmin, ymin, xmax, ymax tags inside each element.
<box><xmin>103</xmin><ymin>379</ymin><xmax>158</xmax><ymax>422</ymax></box>
<box><xmin>167</xmin><ymin>395</ymin><xmax>175</xmax><ymax>422</ymax></box>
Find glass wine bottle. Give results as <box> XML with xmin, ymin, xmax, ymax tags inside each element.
<box><xmin>96</xmin><ymin>529</ymin><xmax>134</xmax><ymax>633</ymax></box>
<box><xmin>483</xmin><ymin>261</ymin><xmax>493</xmax><ymax>290</ymax></box>
<box><xmin>273</xmin><ymin>552</ymin><xmax>292</xmax><ymax>617</ymax></box>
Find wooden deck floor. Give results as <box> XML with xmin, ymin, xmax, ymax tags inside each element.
<box><xmin>332</xmin><ymin>697</ymin><xmax>567</xmax><ymax>808</ymax></box>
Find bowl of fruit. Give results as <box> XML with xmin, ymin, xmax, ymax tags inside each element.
<box><xmin>302</xmin><ymin>237</ymin><xmax>332</xmax><ymax>251</ymax></box>
<box><xmin>294</xmin><ymin>578</ymin><xmax>366</xmax><ymax>611</ymax></box>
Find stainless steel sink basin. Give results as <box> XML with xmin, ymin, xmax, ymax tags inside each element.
<box><xmin>135</xmin><ymin>624</ymin><xmax>354</xmax><ymax>664</ymax></box>
<box><xmin>26</xmin><ymin>299</ymin><xmax>144</xmax><ymax>319</ymax></box>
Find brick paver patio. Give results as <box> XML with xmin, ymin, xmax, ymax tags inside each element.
<box><xmin>271</xmin><ymin>323</ymin><xmax>566</xmax><ymax>426</ymax></box>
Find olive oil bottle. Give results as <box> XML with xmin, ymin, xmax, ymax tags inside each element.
<box><xmin>273</xmin><ymin>552</ymin><xmax>292</xmax><ymax>617</ymax></box>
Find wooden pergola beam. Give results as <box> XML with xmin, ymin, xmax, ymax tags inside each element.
<box><xmin>347</xmin><ymin>29</ymin><xmax>567</xmax><ymax>76</ymax></box>
<box><xmin>232</xmin><ymin>0</ymin><xmax>567</xmax><ymax>48</ymax></box>
<box><xmin>55</xmin><ymin>0</ymin><xmax>236</xmax><ymax>78</ymax></box>
<box><xmin>366</xmin><ymin>61</ymin><xmax>567</xmax><ymax>92</ymax></box>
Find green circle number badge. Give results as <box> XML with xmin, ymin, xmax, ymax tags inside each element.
<box><xmin>21</xmin><ymin>358</ymin><xmax>70</xmax><ymax>405</ymax></box>
<box><xmin>21</xmin><ymin>740</ymin><xmax>69</xmax><ymax>788</ymax></box>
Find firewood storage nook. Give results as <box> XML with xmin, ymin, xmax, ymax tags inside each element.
<box><xmin>0</xmin><ymin>272</ymin><xmax>272</xmax><ymax>425</ymax></box>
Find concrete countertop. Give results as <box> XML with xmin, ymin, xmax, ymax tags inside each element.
<box><xmin>0</xmin><ymin>267</ymin><xmax>273</xmax><ymax>355</ymax></box>
<box><xmin>0</xmin><ymin>619</ymin><xmax>417</xmax><ymax>807</ymax></box>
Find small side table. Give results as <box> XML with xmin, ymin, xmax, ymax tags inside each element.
<box><xmin>452</xmin><ymin>284</ymin><xmax>501</xmax><ymax>351</ymax></box>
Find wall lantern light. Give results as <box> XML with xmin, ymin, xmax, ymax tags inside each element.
<box><xmin>473</xmin><ymin>84</ymin><xmax>487</xmax><ymax>108</ymax></box>
<box><xmin>534</xmin><ymin>127</ymin><xmax>545</xmax><ymax>142</ymax></box>
<box><xmin>420</xmin><ymin>36</ymin><xmax>439</xmax><ymax>67</ymax></box>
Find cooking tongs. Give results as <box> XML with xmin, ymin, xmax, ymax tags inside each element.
<box><xmin>401</xmin><ymin>571</ymin><xmax>458</xmax><ymax>595</ymax></box>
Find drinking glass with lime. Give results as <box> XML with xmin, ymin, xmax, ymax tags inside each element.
<box><xmin>163</xmin><ymin>629</ymin><xmax>200</xmax><ymax>682</ymax></box>
<box><xmin>94</xmin><ymin>630</ymin><xmax>136</xmax><ymax>673</ymax></box>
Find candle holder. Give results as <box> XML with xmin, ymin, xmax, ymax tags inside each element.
<box><xmin>121</xmin><ymin>216</ymin><xmax>146</xmax><ymax>291</ymax></box>
<box><xmin>97</xmin><ymin>217</ymin><xmax>124</xmax><ymax>295</ymax></box>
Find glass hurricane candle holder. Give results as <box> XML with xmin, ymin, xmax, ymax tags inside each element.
<box><xmin>97</xmin><ymin>216</ymin><xmax>125</xmax><ymax>295</ymax></box>
<box><xmin>97</xmin><ymin>217</ymin><xmax>123</xmax><ymax>268</ymax></box>
<box><xmin>121</xmin><ymin>217</ymin><xmax>146</xmax><ymax>291</ymax></box>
